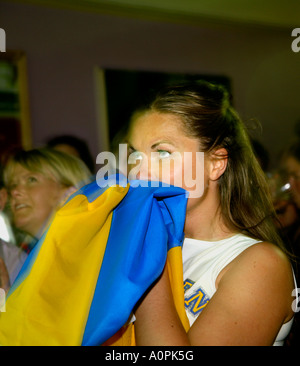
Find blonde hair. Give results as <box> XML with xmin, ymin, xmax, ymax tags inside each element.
<box><xmin>4</xmin><ymin>148</ymin><xmax>92</xmax><ymax>189</ymax></box>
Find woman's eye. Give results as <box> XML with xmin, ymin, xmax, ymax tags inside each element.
<box><xmin>157</xmin><ymin>150</ymin><xmax>171</xmax><ymax>159</ymax></box>
<box><xmin>130</xmin><ymin>151</ymin><xmax>143</xmax><ymax>161</ymax></box>
<box><xmin>27</xmin><ymin>176</ymin><xmax>37</xmax><ymax>183</ymax></box>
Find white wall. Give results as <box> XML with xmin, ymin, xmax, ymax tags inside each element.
<box><xmin>1</xmin><ymin>1</ymin><xmax>299</xmax><ymax>169</ymax></box>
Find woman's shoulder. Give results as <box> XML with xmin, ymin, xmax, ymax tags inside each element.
<box><xmin>218</xmin><ymin>241</ymin><xmax>295</xmax><ymax>322</ymax></box>
<box><xmin>217</xmin><ymin>240</ymin><xmax>294</xmax><ymax>292</ymax></box>
<box><xmin>236</xmin><ymin>241</ymin><xmax>292</xmax><ymax>270</ymax></box>
<box><xmin>222</xmin><ymin>241</ymin><xmax>293</xmax><ymax>280</ymax></box>
<box><xmin>217</xmin><ymin>240</ymin><xmax>291</xmax><ymax>280</ymax></box>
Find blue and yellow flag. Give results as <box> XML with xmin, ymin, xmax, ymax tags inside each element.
<box><xmin>0</xmin><ymin>175</ymin><xmax>190</xmax><ymax>346</ymax></box>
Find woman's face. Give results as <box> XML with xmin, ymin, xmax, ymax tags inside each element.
<box><xmin>126</xmin><ymin>111</ymin><xmax>209</xmax><ymax>206</ymax></box>
<box><xmin>7</xmin><ymin>164</ymin><xmax>68</xmax><ymax>237</ymax></box>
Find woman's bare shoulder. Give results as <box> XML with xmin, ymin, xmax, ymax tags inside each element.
<box><xmin>217</xmin><ymin>241</ymin><xmax>295</xmax><ymax>322</ymax></box>
<box><xmin>236</xmin><ymin>241</ymin><xmax>292</xmax><ymax>270</ymax></box>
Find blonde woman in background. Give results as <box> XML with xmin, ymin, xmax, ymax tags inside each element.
<box><xmin>4</xmin><ymin>148</ymin><xmax>92</xmax><ymax>245</ymax></box>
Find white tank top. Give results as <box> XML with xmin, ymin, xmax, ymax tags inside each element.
<box><xmin>182</xmin><ymin>234</ymin><xmax>295</xmax><ymax>346</ymax></box>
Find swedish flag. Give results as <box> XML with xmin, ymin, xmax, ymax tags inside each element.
<box><xmin>0</xmin><ymin>175</ymin><xmax>189</xmax><ymax>345</ymax></box>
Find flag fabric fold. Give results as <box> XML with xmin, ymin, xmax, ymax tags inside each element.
<box><xmin>0</xmin><ymin>175</ymin><xmax>189</xmax><ymax>346</ymax></box>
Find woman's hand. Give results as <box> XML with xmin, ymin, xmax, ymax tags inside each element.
<box><xmin>134</xmin><ymin>265</ymin><xmax>190</xmax><ymax>346</ymax></box>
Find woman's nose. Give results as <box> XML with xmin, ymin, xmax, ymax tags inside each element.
<box><xmin>128</xmin><ymin>153</ymin><xmax>154</xmax><ymax>181</ymax></box>
<box><xmin>136</xmin><ymin>160</ymin><xmax>152</xmax><ymax>181</ymax></box>
<box><xmin>9</xmin><ymin>183</ymin><xmax>24</xmax><ymax>198</ymax></box>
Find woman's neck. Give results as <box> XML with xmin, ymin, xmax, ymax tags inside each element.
<box><xmin>184</xmin><ymin>184</ymin><xmax>236</xmax><ymax>242</ymax></box>
<box><xmin>184</xmin><ymin>207</ymin><xmax>233</xmax><ymax>242</ymax></box>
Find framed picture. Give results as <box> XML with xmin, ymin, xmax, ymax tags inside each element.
<box><xmin>0</xmin><ymin>50</ymin><xmax>31</xmax><ymax>163</ymax></box>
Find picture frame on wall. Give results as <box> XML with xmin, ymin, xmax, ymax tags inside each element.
<box><xmin>0</xmin><ymin>50</ymin><xmax>31</xmax><ymax>163</ymax></box>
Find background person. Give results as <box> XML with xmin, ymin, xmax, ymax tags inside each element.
<box><xmin>46</xmin><ymin>134</ymin><xmax>95</xmax><ymax>174</ymax></box>
<box><xmin>4</xmin><ymin>148</ymin><xmax>92</xmax><ymax>249</ymax></box>
<box><xmin>0</xmin><ymin>164</ymin><xmax>27</xmax><ymax>287</ymax></box>
<box><xmin>276</xmin><ymin>140</ymin><xmax>300</xmax><ymax>346</ymax></box>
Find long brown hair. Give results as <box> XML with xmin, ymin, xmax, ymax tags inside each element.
<box><xmin>142</xmin><ymin>81</ymin><xmax>285</xmax><ymax>251</ymax></box>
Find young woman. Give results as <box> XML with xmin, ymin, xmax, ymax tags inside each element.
<box><xmin>126</xmin><ymin>81</ymin><xmax>296</xmax><ymax>346</ymax></box>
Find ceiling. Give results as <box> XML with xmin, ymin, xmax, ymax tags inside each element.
<box><xmin>7</xmin><ymin>0</ymin><xmax>300</xmax><ymax>29</ymax></box>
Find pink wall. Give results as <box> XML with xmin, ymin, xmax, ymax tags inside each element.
<box><xmin>1</xmin><ymin>1</ymin><xmax>299</xmax><ymax>169</ymax></box>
